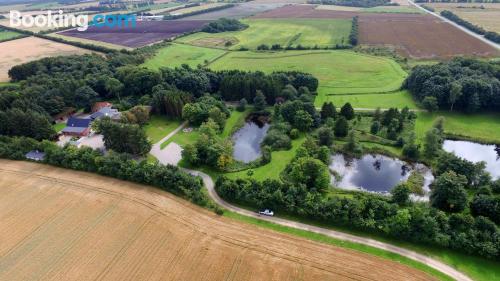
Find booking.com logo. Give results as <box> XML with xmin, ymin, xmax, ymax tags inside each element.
<box><xmin>9</xmin><ymin>10</ymin><xmax>136</xmax><ymax>31</ymax></box>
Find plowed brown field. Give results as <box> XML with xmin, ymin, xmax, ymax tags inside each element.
<box><xmin>358</xmin><ymin>14</ymin><xmax>498</xmax><ymax>58</ymax></box>
<box><xmin>0</xmin><ymin>160</ymin><xmax>436</xmax><ymax>281</ymax></box>
<box><xmin>253</xmin><ymin>4</ymin><xmax>498</xmax><ymax>58</ymax></box>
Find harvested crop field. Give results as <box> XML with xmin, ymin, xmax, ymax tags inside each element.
<box><xmin>180</xmin><ymin>2</ymin><xmax>286</xmax><ymax>20</ymax></box>
<box><xmin>429</xmin><ymin>3</ymin><xmax>500</xmax><ymax>33</ymax></box>
<box><xmin>253</xmin><ymin>4</ymin><xmax>358</xmax><ymax>19</ymax></box>
<box><xmin>0</xmin><ymin>36</ymin><xmax>92</xmax><ymax>82</ymax></box>
<box><xmin>59</xmin><ymin>20</ymin><xmax>210</xmax><ymax>48</ymax></box>
<box><xmin>358</xmin><ymin>14</ymin><xmax>499</xmax><ymax>58</ymax></box>
<box><xmin>0</xmin><ymin>160</ymin><xmax>436</xmax><ymax>281</ymax></box>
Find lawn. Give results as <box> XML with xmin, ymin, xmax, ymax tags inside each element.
<box><xmin>324</xmin><ymin>90</ymin><xmax>418</xmax><ymax>109</ymax></box>
<box><xmin>415</xmin><ymin>112</ymin><xmax>500</xmax><ymax>144</ymax></box>
<box><xmin>142</xmin><ymin>43</ymin><xmax>227</xmax><ymax>70</ymax></box>
<box><xmin>52</xmin><ymin>123</ymin><xmax>66</xmax><ymax>133</ymax></box>
<box><xmin>144</xmin><ymin>115</ymin><xmax>182</xmax><ymax>143</ymax></box>
<box><xmin>208</xmin><ymin>50</ymin><xmax>408</xmax><ymax>107</ymax></box>
<box><xmin>225</xmin><ymin>134</ymin><xmax>306</xmax><ymax>181</ymax></box>
<box><xmin>177</xmin><ymin>18</ymin><xmax>353</xmax><ymax>49</ymax></box>
<box><xmin>0</xmin><ymin>29</ymin><xmax>23</xmax><ymax>41</ymax></box>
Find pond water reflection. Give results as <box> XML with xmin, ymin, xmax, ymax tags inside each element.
<box><xmin>330</xmin><ymin>154</ymin><xmax>432</xmax><ymax>194</ymax></box>
<box><xmin>443</xmin><ymin>140</ymin><xmax>500</xmax><ymax>179</ymax></box>
<box><xmin>232</xmin><ymin>119</ymin><xmax>270</xmax><ymax>163</ymax></box>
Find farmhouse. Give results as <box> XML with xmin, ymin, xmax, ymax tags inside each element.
<box><xmin>61</xmin><ymin>117</ymin><xmax>92</xmax><ymax>137</ymax></box>
<box><xmin>90</xmin><ymin>106</ymin><xmax>121</xmax><ymax>120</ymax></box>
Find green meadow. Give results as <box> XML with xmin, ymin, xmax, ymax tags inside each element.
<box><xmin>142</xmin><ymin>43</ymin><xmax>227</xmax><ymax>70</ymax></box>
<box><xmin>208</xmin><ymin>50</ymin><xmax>407</xmax><ymax>106</ymax></box>
<box><xmin>177</xmin><ymin>18</ymin><xmax>353</xmax><ymax>49</ymax></box>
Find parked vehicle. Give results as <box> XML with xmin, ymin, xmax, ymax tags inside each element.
<box><xmin>258</xmin><ymin>209</ymin><xmax>274</xmax><ymax>216</ymax></box>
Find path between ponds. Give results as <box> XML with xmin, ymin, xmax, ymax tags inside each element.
<box><xmin>150</xmin><ymin>122</ymin><xmax>472</xmax><ymax>281</ymax></box>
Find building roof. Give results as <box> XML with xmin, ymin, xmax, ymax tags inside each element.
<box><xmin>25</xmin><ymin>150</ymin><xmax>45</xmax><ymax>161</ymax></box>
<box><xmin>90</xmin><ymin>107</ymin><xmax>120</xmax><ymax>120</ymax></box>
<box><xmin>66</xmin><ymin>117</ymin><xmax>91</xmax><ymax>128</ymax></box>
<box><xmin>62</xmin><ymin>127</ymin><xmax>88</xmax><ymax>134</ymax></box>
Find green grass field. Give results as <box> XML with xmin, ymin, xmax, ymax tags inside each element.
<box><xmin>177</xmin><ymin>18</ymin><xmax>352</xmax><ymax>50</ymax></box>
<box><xmin>0</xmin><ymin>29</ymin><xmax>23</xmax><ymax>41</ymax></box>
<box><xmin>144</xmin><ymin>115</ymin><xmax>182</xmax><ymax>143</ymax></box>
<box><xmin>142</xmin><ymin>43</ymin><xmax>227</xmax><ymax>70</ymax></box>
<box><xmin>325</xmin><ymin>90</ymin><xmax>418</xmax><ymax>109</ymax></box>
<box><xmin>208</xmin><ymin>50</ymin><xmax>407</xmax><ymax>106</ymax></box>
<box><xmin>52</xmin><ymin>123</ymin><xmax>66</xmax><ymax>133</ymax></box>
<box><xmin>415</xmin><ymin>112</ymin><xmax>500</xmax><ymax>144</ymax></box>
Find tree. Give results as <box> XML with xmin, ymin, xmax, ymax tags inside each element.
<box><xmin>340</xmin><ymin>102</ymin><xmax>355</xmax><ymax>120</ymax></box>
<box><xmin>208</xmin><ymin>107</ymin><xmax>227</xmax><ymax>131</ymax></box>
<box><xmin>344</xmin><ymin>130</ymin><xmax>362</xmax><ymax>154</ymax></box>
<box><xmin>424</xmin><ymin>128</ymin><xmax>442</xmax><ymax>158</ymax></box>
<box><xmin>370</xmin><ymin>121</ymin><xmax>380</xmax><ymax>134</ymax></box>
<box><xmin>253</xmin><ymin>90</ymin><xmax>267</xmax><ymax>111</ymax></box>
<box><xmin>74</xmin><ymin>86</ymin><xmax>98</xmax><ymax>112</ymax></box>
<box><xmin>402</xmin><ymin>132</ymin><xmax>419</xmax><ymax>160</ymax></box>
<box><xmin>122</xmin><ymin>106</ymin><xmax>150</xmax><ymax>126</ymax></box>
<box><xmin>104</xmin><ymin>77</ymin><xmax>124</xmax><ymax>101</ymax></box>
<box><xmin>391</xmin><ymin>183</ymin><xmax>410</xmax><ymax>206</ymax></box>
<box><xmin>288</xmin><ymin>157</ymin><xmax>330</xmax><ymax>192</ymax></box>
<box><xmin>317</xmin><ymin>126</ymin><xmax>334</xmax><ymax>146</ymax></box>
<box><xmin>96</xmin><ymin>118</ymin><xmax>152</xmax><ymax>156</ymax></box>
<box><xmin>320</xmin><ymin>102</ymin><xmax>336</xmax><ymax>120</ymax></box>
<box><xmin>449</xmin><ymin>82</ymin><xmax>462</xmax><ymax>111</ymax></box>
<box><xmin>334</xmin><ymin>116</ymin><xmax>349</xmax><ymax>137</ymax></box>
<box><xmin>294</xmin><ymin>110</ymin><xmax>313</xmax><ymax>131</ymax></box>
<box><xmin>422</xmin><ymin>96</ymin><xmax>439</xmax><ymax>112</ymax></box>
<box><xmin>236</xmin><ymin>98</ymin><xmax>247</xmax><ymax>112</ymax></box>
<box><xmin>431</xmin><ymin>171</ymin><xmax>468</xmax><ymax>213</ymax></box>
<box><xmin>470</xmin><ymin>195</ymin><xmax>500</xmax><ymax>224</ymax></box>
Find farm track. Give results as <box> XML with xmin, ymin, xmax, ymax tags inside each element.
<box><xmin>0</xmin><ymin>160</ymin><xmax>436</xmax><ymax>281</ymax></box>
<box><xmin>150</xmin><ymin>124</ymin><xmax>470</xmax><ymax>281</ymax></box>
<box><xmin>408</xmin><ymin>0</ymin><xmax>500</xmax><ymax>50</ymax></box>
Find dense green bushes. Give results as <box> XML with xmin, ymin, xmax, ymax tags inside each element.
<box><xmin>216</xmin><ymin>173</ymin><xmax>499</xmax><ymax>259</ymax></box>
<box><xmin>0</xmin><ymin>136</ymin><xmax>209</xmax><ymax>206</ymax></box>
<box><xmin>404</xmin><ymin>58</ymin><xmax>500</xmax><ymax>113</ymax></box>
<box><xmin>202</xmin><ymin>18</ymin><xmax>248</xmax><ymax>33</ymax></box>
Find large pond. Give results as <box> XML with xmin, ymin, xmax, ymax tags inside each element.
<box><xmin>443</xmin><ymin>140</ymin><xmax>500</xmax><ymax>179</ymax></box>
<box><xmin>232</xmin><ymin>117</ymin><xmax>270</xmax><ymax>163</ymax></box>
<box><xmin>329</xmin><ymin>154</ymin><xmax>433</xmax><ymax>194</ymax></box>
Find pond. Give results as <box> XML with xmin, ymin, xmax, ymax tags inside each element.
<box><xmin>232</xmin><ymin>117</ymin><xmax>270</xmax><ymax>163</ymax></box>
<box><xmin>329</xmin><ymin>154</ymin><xmax>432</xmax><ymax>194</ymax></box>
<box><xmin>443</xmin><ymin>140</ymin><xmax>500</xmax><ymax>179</ymax></box>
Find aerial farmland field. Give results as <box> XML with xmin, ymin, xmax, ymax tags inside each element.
<box><xmin>0</xmin><ymin>36</ymin><xmax>92</xmax><ymax>82</ymax></box>
<box><xmin>59</xmin><ymin>20</ymin><xmax>211</xmax><ymax>48</ymax></box>
<box><xmin>177</xmin><ymin>18</ymin><xmax>353</xmax><ymax>49</ymax></box>
<box><xmin>142</xmin><ymin>43</ymin><xmax>226</xmax><ymax>69</ymax></box>
<box><xmin>207</xmin><ymin>50</ymin><xmax>407</xmax><ymax>106</ymax></box>
<box><xmin>0</xmin><ymin>160</ymin><xmax>436</xmax><ymax>281</ymax></box>
<box><xmin>428</xmin><ymin>3</ymin><xmax>500</xmax><ymax>33</ymax></box>
<box><xmin>358</xmin><ymin>13</ymin><xmax>499</xmax><ymax>58</ymax></box>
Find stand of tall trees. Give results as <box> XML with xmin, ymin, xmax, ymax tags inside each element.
<box><xmin>404</xmin><ymin>58</ymin><xmax>500</xmax><ymax>113</ymax></box>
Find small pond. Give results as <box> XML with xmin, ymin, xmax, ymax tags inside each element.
<box><xmin>443</xmin><ymin>140</ymin><xmax>500</xmax><ymax>179</ymax></box>
<box><xmin>232</xmin><ymin>116</ymin><xmax>270</xmax><ymax>163</ymax></box>
<box><xmin>329</xmin><ymin>154</ymin><xmax>433</xmax><ymax>195</ymax></box>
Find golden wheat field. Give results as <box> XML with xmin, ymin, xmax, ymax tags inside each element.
<box><xmin>0</xmin><ymin>160</ymin><xmax>435</xmax><ymax>281</ymax></box>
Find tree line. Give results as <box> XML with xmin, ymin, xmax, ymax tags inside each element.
<box><xmin>404</xmin><ymin>58</ymin><xmax>500</xmax><ymax>113</ymax></box>
<box><xmin>0</xmin><ymin>136</ymin><xmax>209</xmax><ymax>206</ymax></box>
<box><xmin>440</xmin><ymin>10</ymin><xmax>500</xmax><ymax>43</ymax></box>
